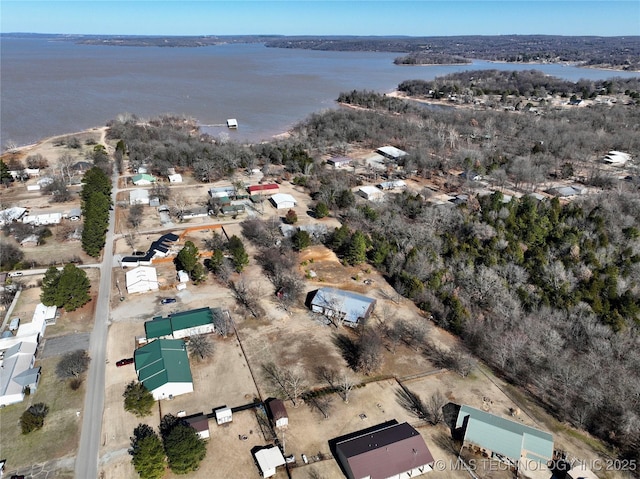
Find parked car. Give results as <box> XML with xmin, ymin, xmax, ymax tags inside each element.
<box><xmin>116</xmin><ymin>358</ymin><xmax>134</xmax><ymax>367</ymax></box>
<box><xmin>160</xmin><ymin>298</ymin><xmax>176</xmax><ymax>305</ymax></box>
<box><xmin>8</xmin><ymin>272</ymin><xmax>23</xmax><ymax>277</ymax></box>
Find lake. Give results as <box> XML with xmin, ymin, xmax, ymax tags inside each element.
<box><xmin>2</xmin><ymin>38</ymin><xmax>639</xmax><ymax>147</ymax></box>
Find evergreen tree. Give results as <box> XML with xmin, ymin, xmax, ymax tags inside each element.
<box><xmin>130</xmin><ymin>424</ymin><xmax>166</xmax><ymax>479</ymax></box>
<box><xmin>123</xmin><ymin>381</ymin><xmax>155</xmax><ymax>417</ymax></box>
<box><xmin>164</xmin><ymin>423</ymin><xmax>206</xmax><ymax>474</ymax></box>
<box><xmin>54</xmin><ymin>264</ymin><xmax>91</xmax><ymax>311</ymax></box>
<box><xmin>40</xmin><ymin>266</ymin><xmax>62</xmax><ymax>306</ymax></box>
<box><xmin>314</xmin><ymin>201</ymin><xmax>329</xmax><ymax>218</ymax></box>
<box><xmin>292</xmin><ymin>229</ymin><xmax>311</xmax><ymax>251</ymax></box>
<box><xmin>227</xmin><ymin>235</ymin><xmax>249</xmax><ymax>272</ymax></box>
<box><xmin>346</xmin><ymin>231</ymin><xmax>368</xmax><ymax>265</ymax></box>
<box><xmin>176</xmin><ymin>241</ymin><xmax>199</xmax><ymax>273</ymax></box>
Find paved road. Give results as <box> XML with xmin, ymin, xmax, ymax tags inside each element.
<box><xmin>74</xmin><ymin>168</ymin><xmax>119</xmax><ymax>479</ymax></box>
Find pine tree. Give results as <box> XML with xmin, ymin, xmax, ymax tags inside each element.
<box><xmin>130</xmin><ymin>424</ymin><xmax>166</xmax><ymax>479</ymax></box>
<box><xmin>40</xmin><ymin>266</ymin><xmax>62</xmax><ymax>306</ymax></box>
<box><xmin>346</xmin><ymin>231</ymin><xmax>368</xmax><ymax>265</ymax></box>
<box><xmin>176</xmin><ymin>241</ymin><xmax>199</xmax><ymax>273</ymax></box>
<box><xmin>123</xmin><ymin>381</ymin><xmax>155</xmax><ymax>417</ymax></box>
<box><xmin>50</xmin><ymin>264</ymin><xmax>91</xmax><ymax>311</ymax></box>
<box><xmin>164</xmin><ymin>424</ymin><xmax>206</xmax><ymax>474</ymax></box>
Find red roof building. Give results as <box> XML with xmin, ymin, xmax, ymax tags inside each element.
<box><xmin>333</xmin><ymin>421</ymin><xmax>434</xmax><ymax>479</ymax></box>
<box><xmin>248</xmin><ymin>184</ymin><xmax>279</xmax><ymax>194</ymax></box>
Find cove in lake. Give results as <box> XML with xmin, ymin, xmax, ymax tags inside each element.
<box><xmin>2</xmin><ymin>39</ymin><xmax>638</xmax><ymax>147</ymax></box>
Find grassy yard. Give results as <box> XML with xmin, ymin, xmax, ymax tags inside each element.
<box><xmin>0</xmin><ymin>356</ymin><xmax>84</xmax><ymax>469</ymax></box>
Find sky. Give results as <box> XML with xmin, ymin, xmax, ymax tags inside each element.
<box><xmin>1</xmin><ymin>1</ymin><xmax>639</xmax><ymax>37</ymax></box>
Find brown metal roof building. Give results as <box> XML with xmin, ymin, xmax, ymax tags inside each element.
<box><xmin>266</xmin><ymin>398</ymin><xmax>288</xmax><ymax>428</ymax></box>
<box><xmin>334</xmin><ymin>421</ymin><xmax>434</xmax><ymax>479</ymax></box>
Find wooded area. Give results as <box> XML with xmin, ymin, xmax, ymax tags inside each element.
<box><xmin>103</xmin><ymin>69</ymin><xmax>640</xmax><ymax>463</ymax></box>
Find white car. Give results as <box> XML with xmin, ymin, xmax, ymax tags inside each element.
<box><xmin>8</xmin><ymin>272</ymin><xmax>23</xmax><ymax>277</ymax></box>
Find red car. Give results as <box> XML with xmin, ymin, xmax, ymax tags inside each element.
<box><xmin>116</xmin><ymin>358</ymin><xmax>134</xmax><ymax>367</ymax></box>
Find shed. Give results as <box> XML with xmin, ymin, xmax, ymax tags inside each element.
<box><xmin>267</xmin><ymin>398</ymin><xmax>288</xmax><ymax>428</ymax></box>
<box><xmin>376</xmin><ymin>145</ymin><xmax>408</xmax><ymax>161</ymax></box>
<box><xmin>185</xmin><ymin>413</ymin><xmax>210</xmax><ymax>439</ymax></box>
<box><xmin>126</xmin><ymin>266</ymin><xmax>159</xmax><ymax>294</ymax></box>
<box><xmin>332</xmin><ymin>420</ymin><xmax>434</xmax><ymax>479</ymax></box>
<box><xmin>358</xmin><ymin>186</ymin><xmax>384</xmax><ymax>202</ymax></box>
<box><xmin>168</xmin><ymin>173</ymin><xmax>183</xmax><ymax>183</ymax></box>
<box><xmin>378</xmin><ymin>180</ymin><xmax>407</xmax><ymax>190</ymax></box>
<box><xmin>254</xmin><ymin>446</ymin><xmax>286</xmax><ymax>478</ymax></box>
<box><xmin>227</xmin><ymin>118</ymin><xmax>238</xmax><ymax>129</ymax></box>
<box><xmin>327</xmin><ymin>156</ymin><xmax>353</xmax><ymax>168</ymax></box>
<box><xmin>269</xmin><ymin>193</ymin><xmax>297</xmax><ymax>209</ymax></box>
<box><xmin>130</xmin><ymin>189</ymin><xmax>150</xmax><ymax>205</ymax></box>
<box><xmin>177</xmin><ymin>270</ymin><xmax>190</xmax><ymax>283</ymax></box>
<box><xmin>68</xmin><ymin>208</ymin><xmax>82</xmax><ymax>221</ymax></box>
<box><xmin>310</xmin><ymin>287</ymin><xmax>376</xmax><ymax>327</ymax></box>
<box><xmin>20</xmin><ymin>234</ymin><xmax>39</xmax><ymax>246</ymax></box>
<box><xmin>215</xmin><ymin>406</ymin><xmax>233</xmax><ymax>425</ymax></box>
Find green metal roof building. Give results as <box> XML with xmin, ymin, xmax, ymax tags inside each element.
<box><xmin>134</xmin><ymin>339</ymin><xmax>193</xmax><ymax>400</ymax></box>
<box><xmin>144</xmin><ymin>307</ymin><xmax>220</xmax><ymax>340</ymax></box>
<box><xmin>456</xmin><ymin>405</ymin><xmax>554</xmax><ymax>465</ymax></box>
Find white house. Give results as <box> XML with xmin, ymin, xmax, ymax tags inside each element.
<box><xmin>327</xmin><ymin>156</ymin><xmax>352</xmax><ymax>169</ymax></box>
<box><xmin>357</xmin><ymin>185</ymin><xmax>384</xmax><ymax>202</ymax></box>
<box><xmin>378</xmin><ymin>180</ymin><xmax>407</xmax><ymax>190</ymax></box>
<box><xmin>126</xmin><ymin>266</ymin><xmax>159</xmax><ymax>294</ymax></box>
<box><xmin>32</xmin><ymin>303</ymin><xmax>57</xmax><ymax>328</ymax></box>
<box><xmin>0</xmin><ymin>339</ymin><xmax>40</xmax><ymax>407</ymax></box>
<box><xmin>270</xmin><ymin>193</ymin><xmax>297</xmax><ymax>209</ymax></box>
<box><xmin>0</xmin><ymin>207</ymin><xmax>27</xmax><ymax>226</ymax></box>
<box><xmin>134</xmin><ymin>339</ymin><xmax>193</xmax><ymax>400</ymax></box>
<box><xmin>254</xmin><ymin>446</ymin><xmax>286</xmax><ymax>478</ymax></box>
<box><xmin>22</xmin><ymin>212</ymin><xmax>62</xmax><ymax>226</ymax></box>
<box><xmin>129</xmin><ymin>189</ymin><xmax>150</xmax><ymax>205</ymax></box>
<box><xmin>168</xmin><ymin>173</ymin><xmax>183</xmax><ymax>183</ymax></box>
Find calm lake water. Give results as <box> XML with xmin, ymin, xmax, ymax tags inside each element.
<box><xmin>2</xmin><ymin>38</ymin><xmax>639</xmax><ymax>147</ymax></box>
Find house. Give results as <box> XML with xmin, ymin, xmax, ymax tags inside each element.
<box><xmin>310</xmin><ymin>287</ymin><xmax>376</xmax><ymax>327</ymax></box>
<box><xmin>72</xmin><ymin>161</ymin><xmax>92</xmax><ymax>173</ymax></box>
<box><xmin>269</xmin><ymin>193</ymin><xmax>297</xmax><ymax>209</ymax></box>
<box><xmin>221</xmin><ymin>204</ymin><xmax>246</xmax><ymax>216</ymax></box>
<box><xmin>0</xmin><ymin>339</ymin><xmax>41</xmax><ymax>407</ymax></box>
<box><xmin>32</xmin><ymin>303</ymin><xmax>57</xmax><ymax>327</ymax></box>
<box><xmin>22</xmin><ymin>212</ymin><xmax>63</xmax><ymax>226</ymax></box>
<box><xmin>168</xmin><ymin>173</ymin><xmax>183</xmax><ymax>183</ymax></box>
<box><xmin>134</xmin><ymin>339</ymin><xmax>193</xmax><ymax>400</ymax></box>
<box><xmin>144</xmin><ymin>307</ymin><xmax>221</xmax><ymax>341</ymax></box>
<box><xmin>184</xmin><ymin>413</ymin><xmax>210</xmax><ymax>439</ymax></box>
<box><xmin>126</xmin><ymin>266</ymin><xmax>159</xmax><ymax>294</ymax></box>
<box><xmin>456</xmin><ymin>404</ymin><xmax>554</xmax><ymax>466</ymax></box>
<box><xmin>248</xmin><ymin>184</ymin><xmax>279</xmax><ymax>195</ymax></box>
<box><xmin>0</xmin><ymin>207</ymin><xmax>27</xmax><ymax>226</ymax></box>
<box><xmin>131</xmin><ymin>173</ymin><xmax>156</xmax><ymax>186</ymax></box>
<box><xmin>121</xmin><ymin>232</ymin><xmax>179</xmax><ymax>265</ymax></box>
<box><xmin>376</xmin><ymin>146</ymin><xmax>408</xmax><ymax>161</ymax></box>
<box><xmin>215</xmin><ymin>406</ymin><xmax>233</xmax><ymax>425</ymax></box>
<box><xmin>546</xmin><ymin>186</ymin><xmax>586</xmax><ymax>198</ymax></box>
<box><xmin>180</xmin><ymin>207</ymin><xmax>209</xmax><ymax>220</ymax></box>
<box><xmin>357</xmin><ymin>185</ymin><xmax>384</xmax><ymax>202</ymax></box>
<box><xmin>227</xmin><ymin>118</ymin><xmax>238</xmax><ymax>129</ymax></box>
<box><xmin>460</xmin><ymin>171</ymin><xmax>482</xmax><ymax>181</ymax></box>
<box><xmin>266</xmin><ymin>398</ymin><xmax>288</xmax><ymax>428</ymax></box>
<box><xmin>332</xmin><ymin>420</ymin><xmax>434</xmax><ymax>479</ymax></box>
<box><xmin>209</xmin><ymin>185</ymin><xmax>238</xmax><ymax>198</ymax></box>
<box><xmin>378</xmin><ymin>180</ymin><xmax>407</xmax><ymax>190</ymax></box>
<box><xmin>129</xmin><ymin>188</ymin><xmax>150</xmax><ymax>205</ymax></box>
<box><xmin>254</xmin><ymin>446</ymin><xmax>286</xmax><ymax>478</ymax></box>
<box><xmin>327</xmin><ymin>156</ymin><xmax>353</xmax><ymax>169</ymax></box>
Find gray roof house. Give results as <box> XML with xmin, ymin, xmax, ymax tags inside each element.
<box><xmin>456</xmin><ymin>405</ymin><xmax>554</xmax><ymax>466</ymax></box>
<box><xmin>310</xmin><ymin>287</ymin><xmax>376</xmax><ymax>326</ymax></box>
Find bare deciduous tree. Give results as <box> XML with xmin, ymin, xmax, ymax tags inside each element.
<box><xmin>187</xmin><ymin>335</ymin><xmax>214</xmax><ymax>361</ymax></box>
<box><xmin>212</xmin><ymin>309</ymin><xmax>233</xmax><ymax>337</ymax></box>
<box><xmin>56</xmin><ymin>350</ymin><xmax>90</xmax><ymax>379</ymax></box>
<box><xmin>230</xmin><ymin>278</ymin><xmax>263</xmax><ymax>318</ymax></box>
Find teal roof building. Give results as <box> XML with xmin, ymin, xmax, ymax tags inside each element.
<box><xmin>456</xmin><ymin>405</ymin><xmax>554</xmax><ymax>465</ymax></box>
<box><xmin>144</xmin><ymin>307</ymin><xmax>220</xmax><ymax>340</ymax></box>
<box><xmin>134</xmin><ymin>339</ymin><xmax>193</xmax><ymax>400</ymax></box>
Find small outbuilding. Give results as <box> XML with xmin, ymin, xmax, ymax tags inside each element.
<box><xmin>267</xmin><ymin>398</ymin><xmax>288</xmax><ymax>429</ymax></box>
<box><xmin>168</xmin><ymin>173</ymin><xmax>183</xmax><ymax>183</ymax></box>
<box><xmin>227</xmin><ymin>118</ymin><xmax>238</xmax><ymax>129</ymax></box>
<box><xmin>327</xmin><ymin>156</ymin><xmax>353</xmax><ymax>169</ymax></box>
<box><xmin>254</xmin><ymin>446</ymin><xmax>286</xmax><ymax>478</ymax></box>
<box><xmin>357</xmin><ymin>186</ymin><xmax>384</xmax><ymax>202</ymax></box>
<box><xmin>248</xmin><ymin>184</ymin><xmax>279</xmax><ymax>195</ymax></box>
<box><xmin>215</xmin><ymin>406</ymin><xmax>233</xmax><ymax>425</ymax></box>
<box><xmin>376</xmin><ymin>145</ymin><xmax>408</xmax><ymax>161</ymax></box>
<box><xmin>269</xmin><ymin>193</ymin><xmax>297</xmax><ymax>209</ymax></box>
<box><xmin>185</xmin><ymin>413</ymin><xmax>210</xmax><ymax>439</ymax></box>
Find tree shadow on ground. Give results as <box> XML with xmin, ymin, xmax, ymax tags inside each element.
<box><xmin>395</xmin><ymin>386</ymin><xmax>428</xmax><ymax>420</ymax></box>
<box><xmin>332</xmin><ymin>333</ymin><xmax>358</xmax><ymax>371</ymax></box>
